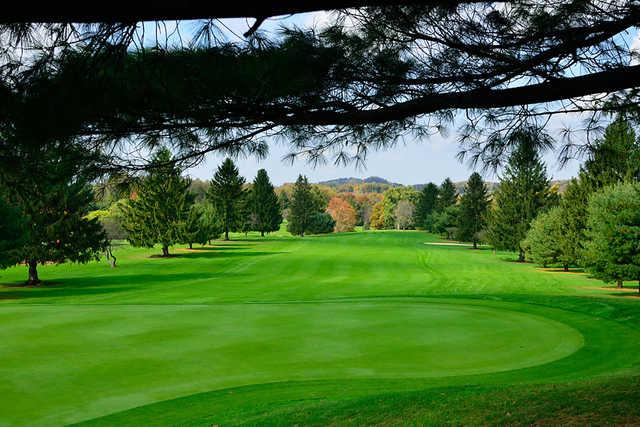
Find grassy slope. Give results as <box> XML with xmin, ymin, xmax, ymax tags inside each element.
<box><xmin>0</xmin><ymin>231</ymin><xmax>639</xmax><ymax>426</ymax></box>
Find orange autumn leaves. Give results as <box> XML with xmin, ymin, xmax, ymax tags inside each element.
<box><xmin>326</xmin><ymin>197</ymin><xmax>357</xmax><ymax>232</ymax></box>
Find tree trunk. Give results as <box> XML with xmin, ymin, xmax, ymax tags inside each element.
<box><xmin>261</xmin><ymin>230</ymin><xmax>265</xmax><ymax>237</ymax></box>
<box><xmin>473</xmin><ymin>240</ymin><xmax>477</xmax><ymax>249</ymax></box>
<box><xmin>162</xmin><ymin>245</ymin><xmax>170</xmax><ymax>257</ymax></box>
<box><xmin>27</xmin><ymin>260</ymin><xmax>40</xmax><ymax>286</ymax></box>
<box><xmin>518</xmin><ymin>248</ymin><xmax>525</xmax><ymax>262</ymax></box>
<box><xmin>224</xmin><ymin>228</ymin><xmax>229</xmax><ymax>241</ymax></box>
<box><xmin>107</xmin><ymin>248</ymin><xmax>117</xmax><ymax>268</ymax></box>
<box><xmin>189</xmin><ymin>242</ymin><xmax>193</xmax><ymax>249</ymax></box>
<box><xmin>563</xmin><ymin>264</ymin><xmax>569</xmax><ymax>272</ymax></box>
<box><xmin>617</xmin><ymin>279</ymin><xmax>623</xmax><ymax>289</ymax></box>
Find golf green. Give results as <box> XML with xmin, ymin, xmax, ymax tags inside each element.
<box><xmin>0</xmin><ymin>301</ymin><xmax>581</xmax><ymax>425</ymax></box>
<box><xmin>0</xmin><ymin>231</ymin><xmax>638</xmax><ymax>426</ymax></box>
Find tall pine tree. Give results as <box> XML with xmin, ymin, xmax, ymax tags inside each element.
<box><xmin>414</xmin><ymin>183</ymin><xmax>438</xmax><ymax>229</ymax></box>
<box><xmin>457</xmin><ymin>172</ymin><xmax>489</xmax><ymax>249</ymax></box>
<box><xmin>556</xmin><ymin>178</ymin><xmax>590</xmax><ymax>268</ymax></box>
<box><xmin>287</xmin><ymin>175</ymin><xmax>315</xmax><ymax>237</ymax></box>
<box><xmin>207</xmin><ymin>158</ymin><xmax>246</xmax><ymax>240</ymax></box>
<box><xmin>248</xmin><ymin>169</ymin><xmax>282</xmax><ymax>236</ymax></box>
<box><xmin>122</xmin><ymin>148</ymin><xmax>193</xmax><ymax>257</ymax></box>
<box><xmin>437</xmin><ymin>178</ymin><xmax>457</xmax><ymax>211</ymax></box>
<box><xmin>582</xmin><ymin>117</ymin><xmax>640</xmax><ymax>188</ymax></box>
<box><xmin>487</xmin><ymin>132</ymin><xmax>556</xmax><ymax>261</ymax></box>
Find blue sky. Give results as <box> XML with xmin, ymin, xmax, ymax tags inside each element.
<box><xmin>151</xmin><ymin>12</ymin><xmax>635</xmax><ymax>185</ymax></box>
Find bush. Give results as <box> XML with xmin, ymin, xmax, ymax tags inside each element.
<box><xmin>307</xmin><ymin>212</ymin><xmax>336</xmax><ymax>234</ymax></box>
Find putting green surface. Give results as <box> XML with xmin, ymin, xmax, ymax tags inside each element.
<box><xmin>0</xmin><ymin>231</ymin><xmax>638</xmax><ymax>426</ymax></box>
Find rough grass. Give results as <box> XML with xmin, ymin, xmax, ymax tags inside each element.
<box><xmin>0</xmin><ymin>230</ymin><xmax>638</xmax><ymax>426</ymax></box>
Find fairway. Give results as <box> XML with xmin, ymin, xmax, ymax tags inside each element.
<box><xmin>0</xmin><ymin>231</ymin><xmax>639</xmax><ymax>426</ymax></box>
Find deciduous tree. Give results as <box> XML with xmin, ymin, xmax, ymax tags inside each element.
<box><xmin>395</xmin><ymin>200</ymin><xmax>416</xmax><ymax>230</ymax></box>
<box><xmin>327</xmin><ymin>197</ymin><xmax>357</xmax><ymax>232</ymax></box>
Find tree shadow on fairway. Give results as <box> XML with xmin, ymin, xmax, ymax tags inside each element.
<box><xmin>178</xmin><ymin>250</ymin><xmax>285</xmax><ymax>259</ymax></box>
<box><xmin>0</xmin><ymin>271</ymin><xmax>231</xmax><ymax>301</ymax></box>
<box><xmin>184</xmin><ymin>245</ymin><xmax>252</xmax><ymax>251</ymax></box>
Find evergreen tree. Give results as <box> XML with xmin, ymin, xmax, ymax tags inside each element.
<box><xmin>523</xmin><ymin>207</ymin><xmax>565</xmax><ymax>269</ymax></box>
<box><xmin>307</xmin><ymin>212</ymin><xmax>336</xmax><ymax>234</ymax></box>
<box><xmin>199</xmin><ymin>203</ymin><xmax>223</xmax><ymax>245</ymax></box>
<box><xmin>207</xmin><ymin>158</ymin><xmax>246</xmax><ymax>240</ymax></box>
<box><xmin>287</xmin><ymin>175</ymin><xmax>315</xmax><ymax>236</ymax></box>
<box><xmin>0</xmin><ymin>195</ymin><xmax>27</xmax><ymax>270</ymax></box>
<box><xmin>414</xmin><ymin>183</ymin><xmax>438</xmax><ymax>229</ymax></box>
<box><xmin>432</xmin><ymin>204</ymin><xmax>461</xmax><ymax>240</ymax></box>
<box><xmin>552</xmin><ymin>118</ymin><xmax>640</xmax><ymax>268</ymax></box>
<box><xmin>24</xmin><ymin>180</ymin><xmax>108</xmax><ymax>284</ymax></box>
<box><xmin>486</xmin><ymin>132</ymin><xmax>556</xmax><ymax>261</ymax></box>
<box><xmin>0</xmin><ymin>144</ymin><xmax>109</xmax><ymax>285</ymax></box>
<box><xmin>182</xmin><ymin>204</ymin><xmax>204</xmax><ymax>249</ymax></box>
<box><xmin>584</xmin><ymin>182</ymin><xmax>640</xmax><ymax>290</ymax></box>
<box><xmin>278</xmin><ymin>191</ymin><xmax>290</xmax><ymax>210</ymax></box>
<box><xmin>582</xmin><ymin>117</ymin><xmax>640</xmax><ymax>187</ymax></box>
<box><xmin>457</xmin><ymin>172</ymin><xmax>489</xmax><ymax>249</ymax></box>
<box><xmin>556</xmin><ymin>178</ymin><xmax>590</xmax><ymax>268</ymax></box>
<box><xmin>437</xmin><ymin>178</ymin><xmax>457</xmax><ymax>211</ymax></box>
<box><xmin>249</xmin><ymin>169</ymin><xmax>282</xmax><ymax>236</ymax></box>
<box><xmin>122</xmin><ymin>148</ymin><xmax>193</xmax><ymax>257</ymax></box>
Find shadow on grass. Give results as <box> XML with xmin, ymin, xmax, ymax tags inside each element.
<box><xmin>183</xmin><ymin>245</ymin><xmax>252</xmax><ymax>251</ymax></box>
<box><xmin>0</xmin><ymin>271</ymin><xmax>242</xmax><ymax>301</ymax></box>
<box><xmin>179</xmin><ymin>251</ymin><xmax>285</xmax><ymax>259</ymax></box>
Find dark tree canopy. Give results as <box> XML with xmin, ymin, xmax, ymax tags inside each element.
<box><xmin>1</xmin><ymin>1</ymin><xmax>640</xmax><ymax>174</ymax></box>
<box><xmin>0</xmin><ymin>195</ymin><xmax>27</xmax><ymax>270</ymax></box>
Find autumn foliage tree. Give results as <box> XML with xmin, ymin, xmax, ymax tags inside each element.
<box><xmin>327</xmin><ymin>197</ymin><xmax>357</xmax><ymax>232</ymax></box>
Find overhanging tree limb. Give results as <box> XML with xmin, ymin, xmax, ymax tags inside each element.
<box><xmin>0</xmin><ymin>1</ymin><xmax>484</xmax><ymax>23</ymax></box>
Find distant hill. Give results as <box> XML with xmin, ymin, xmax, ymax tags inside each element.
<box><xmin>317</xmin><ymin>176</ymin><xmax>402</xmax><ymax>187</ymax></box>
<box><xmin>315</xmin><ymin>176</ymin><xmax>571</xmax><ymax>195</ymax></box>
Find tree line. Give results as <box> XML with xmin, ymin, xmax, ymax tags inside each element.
<box><xmin>1</xmin><ymin>118</ymin><xmax>638</xmax><ymax>290</ymax></box>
